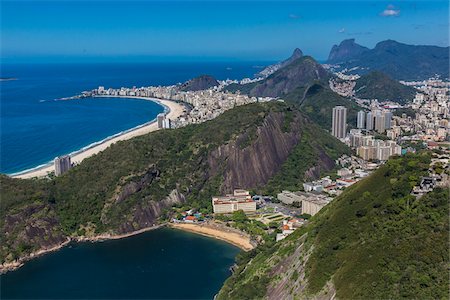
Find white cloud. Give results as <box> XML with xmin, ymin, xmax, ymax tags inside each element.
<box><xmin>289</xmin><ymin>14</ymin><xmax>301</xmax><ymax>19</ymax></box>
<box><xmin>380</xmin><ymin>5</ymin><xmax>400</xmax><ymax>17</ymax></box>
<box><xmin>338</xmin><ymin>28</ymin><xmax>345</xmax><ymax>33</ymax></box>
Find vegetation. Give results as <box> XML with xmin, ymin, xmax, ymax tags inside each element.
<box><xmin>262</xmin><ymin>121</ymin><xmax>350</xmax><ymax>195</ymax></box>
<box><xmin>218</xmin><ymin>153</ymin><xmax>449</xmax><ymax>299</ymax></box>
<box><xmin>354</xmin><ymin>71</ymin><xmax>417</xmax><ymax>104</ymax></box>
<box><xmin>285</xmin><ymin>83</ymin><xmax>361</xmax><ymax>130</ymax></box>
<box><xmin>1</xmin><ymin>101</ymin><xmax>348</xmax><ymax>263</ymax></box>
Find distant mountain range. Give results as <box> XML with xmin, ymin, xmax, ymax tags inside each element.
<box><xmin>327</xmin><ymin>39</ymin><xmax>449</xmax><ymax>80</ymax></box>
<box><xmin>354</xmin><ymin>71</ymin><xmax>417</xmax><ymax>104</ymax></box>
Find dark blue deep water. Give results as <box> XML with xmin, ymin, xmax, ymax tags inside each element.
<box><xmin>0</xmin><ymin>228</ymin><xmax>240</xmax><ymax>299</ymax></box>
<box><xmin>0</xmin><ymin>62</ymin><xmax>268</xmax><ymax>174</ymax></box>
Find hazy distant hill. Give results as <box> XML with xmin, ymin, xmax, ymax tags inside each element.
<box><xmin>226</xmin><ymin>55</ymin><xmax>329</xmax><ymax>98</ymax></box>
<box><xmin>179</xmin><ymin>75</ymin><xmax>219</xmax><ymax>91</ymax></box>
<box><xmin>355</xmin><ymin>71</ymin><xmax>417</xmax><ymax>104</ymax></box>
<box><xmin>257</xmin><ymin>48</ymin><xmax>304</xmax><ymax>78</ymax></box>
<box><xmin>327</xmin><ymin>39</ymin><xmax>449</xmax><ymax>80</ymax></box>
<box><xmin>328</xmin><ymin>38</ymin><xmax>369</xmax><ymax>63</ymax></box>
<box><xmin>218</xmin><ymin>153</ymin><xmax>448</xmax><ymax>300</ymax></box>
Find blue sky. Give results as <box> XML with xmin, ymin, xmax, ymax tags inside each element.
<box><xmin>1</xmin><ymin>0</ymin><xmax>449</xmax><ymax>62</ymax></box>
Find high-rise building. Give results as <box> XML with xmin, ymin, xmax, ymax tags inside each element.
<box><xmin>157</xmin><ymin>113</ymin><xmax>165</xmax><ymax>129</ymax></box>
<box><xmin>366</xmin><ymin>111</ymin><xmax>374</xmax><ymax>130</ymax></box>
<box><xmin>163</xmin><ymin>118</ymin><xmax>172</xmax><ymax>129</ymax></box>
<box><xmin>384</xmin><ymin>111</ymin><xmax>393</xmax><ymax>129</ymax></box>
<box><xmin>54</xmin><ymin>155</ymin><xmax>72</xmax><ymax>176</ymax></box>
<box><xmin>375</xmin><ymin>113</ymin><xmax>386</xmax><ymax>133</ymax></box>
<box><xmin>357</xmin><ymin>110</ymin><xmax>365</xmax><ymax>129</ymax></box>
<box><xmin>332</xmin><ymin>106</ymin><xmax>347</xmax><ymax>139</ymax></box>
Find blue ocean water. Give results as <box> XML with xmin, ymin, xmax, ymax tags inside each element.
<box><xmin>0</xmin><ymin>228</ymin><xmax>240</xmax><ymax>299</ymax></box>
<box><xmin>0</xmin><ymin>62</ymin><xmax>268</xmax><ymax>174</ymax></box>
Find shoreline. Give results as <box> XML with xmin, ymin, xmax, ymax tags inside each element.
<box><xmin>0</xmin><ymin>222</ymin><xmax>253</xmax><ymax>274</ymax></box>
<box><xmin>0</xmin><ymin>224</ymin><xmax>166</xmax><ymax>274</ymax></box>
<box><xmin>169</xmin><ymin>222</ymin><xmax>255</xmax><ymax>251</ymax></box>
<box><xmin>11</xmin><ymin>96</ymin><xmax>185</xmax><ymax>179</ymax></box>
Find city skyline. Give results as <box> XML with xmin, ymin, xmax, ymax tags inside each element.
<box><xmin>1</xmin><ymin>0</ymin><xmax>449</xmax><ymax>63</ymax></box>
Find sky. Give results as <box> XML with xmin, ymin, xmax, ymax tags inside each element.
<box><xmin>1</xmin><ymin>0</ymin><xmax>449</xmax><ymax>63</ymax></box>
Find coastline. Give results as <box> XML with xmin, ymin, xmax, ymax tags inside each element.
<box><xmin>0</xmin><ymin>222</ymin><xmax>253</xmax><ymax>274</ymax></box>
<box><xmin>169</xmin><ymin>222</ymin><xmax>255</xmax><ymax>251</ymax></box>
<box><xmin>11</xmin><ymin>96</ymin><xmax>185</xmax><ymax>179</ymax></box>
<box><xmin>0</xmin><ymin>224</ymin><xmax>166</xmax><ymax>274</ymax></box>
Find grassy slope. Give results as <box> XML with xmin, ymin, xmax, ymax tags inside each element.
<box><xmin>218</xmin><ymin>152</ymin><xmax>449</xmax><ymax>299</ymax></box>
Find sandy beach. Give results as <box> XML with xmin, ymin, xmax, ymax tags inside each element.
<box><xmin>169</xmin><ymin>222</ymin><xmax>255</xmax><ymax>251</ymax></box>
<box><xmin>12</xmin><ymin>96</ymin><xmax>185</xmax><ymax>179</ymax></box>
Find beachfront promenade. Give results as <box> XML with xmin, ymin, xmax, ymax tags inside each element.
<box><xmin>13</xmin><ymin>97</ymin><xmax>185</xmax><ymax>179</ymax></box>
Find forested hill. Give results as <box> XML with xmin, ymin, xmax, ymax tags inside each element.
<box><xmin>0</xmin><ymin>102</ymin><xmax>349</xmax><ymax>265</ymax></box>
<box><xmin>217</xmin><ymin>152</ymin><xmax>449</xmax><ymax>299</ymax></box>
<box><xmin>354</xmin><ymin>71</ymin><xmax>417</xmax><ymax>104</ymax></box>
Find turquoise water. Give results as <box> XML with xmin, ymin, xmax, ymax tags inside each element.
<box><xmin>0</xmin><ymin>228</ymin><xmax>240</xmax><ymax>299</ymax></box>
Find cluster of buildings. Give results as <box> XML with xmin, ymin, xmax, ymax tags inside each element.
<box><xmin>212</xmin><ymin>189</ymin><xmax>257</xmax><ymax>214</ymax></box>
<box><xmin>411</xmin><ymin>152</ymin><xmax>450</xmax><ymax>198</ymax></box>
<box><xmin>84</xmin><ymin>84</ymin><xmax>274</xmax><ymax>128</ymax></box>
<box><xmin>348</xmin><ymin>129</ymin><xmax>402</xmax><ymax>161</ymax></box>
<box><xmin>356</xmin><ymin>109</ymin><xmax>393</xmax><ymax>133</ymax></box>
<box><xmin>276</xmin><ymin>218</ymin><xmax>305</xmax><ymax>242</ymax></box>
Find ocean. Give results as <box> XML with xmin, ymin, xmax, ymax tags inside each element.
<box><xmin>0</xmin><ymin>228</ymin><xmax>240</xmax><ymax>299</ymax></box>
<box><xmin>0</xmin><ymin>61</ymin><xmax>269</xmax><ymax>174</ymax></box>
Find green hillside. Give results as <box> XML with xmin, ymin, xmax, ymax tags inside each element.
<box><xmin>355</xmin><ymin>71</ymin><xmax>417</xmax><ymax>104</ymax></box>
<box><xmin>218</xmin><ymin>153</ymin><xmax>449</xmax><ymax>299</ymax></box>
<box><xmin>0</xmin><ymin>102</ymin><xmax>349</xmax><ymax>264</ymax></box>
<box><xmin>285</xmin><ymin>83</ymin><xmax>361</xmax><ymax>130</ymax></box>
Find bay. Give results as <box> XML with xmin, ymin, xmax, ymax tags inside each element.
<box><xmin>0</xmin><ymin>227</ymin><xmax>240</xmax><ymax>299</ymax></box>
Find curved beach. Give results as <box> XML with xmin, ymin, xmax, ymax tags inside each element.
<box><xmin>12</xmin><ymin>97</ymin><xmax>185</xmax><ymax>179</ymax></box>
<box><xmin>169</xmin><ymin>223</ymin><xmax>255</xmax><ymax>251</ymax></box>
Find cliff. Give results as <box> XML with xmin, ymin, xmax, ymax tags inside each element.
<box><xmin>0</xmin><ymin>102</ymin><xmax>348</xmax><ymax>267</ymax></box>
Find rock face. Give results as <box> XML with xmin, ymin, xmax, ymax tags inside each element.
<box><xmin>118</xmin><ymin>188</ymin><xmax>186</xmax><ymax>233</ymax></box>
<box><xmin>249</xmin><ymin>56</ymin><xmax>329</xmax><ymax>98</ymax></box>
<box><xmin>327</xmin><ymin>39</ymin><xmax>450</xmax><ymax>80</ymax></box>
<box><xmin>327</xmin><ymin>38</ymin><xmax>369</xmax><ymax>63</ymax></box>
<box><xmin>2</xmin><ymin>203</ymin><xmax>66</xmax><ymax>263</ymax></box>
<box><xmin>208</xmin><ymin>112</ymin><xmax>302</xmax><ymax>193</ymax></box>
<box><xmin>180</xmin><ymin>75</ymin><xmax>219</xmax><ymax>91</ymax></box>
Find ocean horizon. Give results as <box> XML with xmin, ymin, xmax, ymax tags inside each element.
<box><xmin>0</xmin><ymin>61</ymin><xmax>269</xmax><ymax>174</ymax></box>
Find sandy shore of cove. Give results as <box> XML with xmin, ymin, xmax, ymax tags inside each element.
<box><xmin>12</xmin><ymin>96</ymin><xmax>185</xmax><ymax>179</ymax></box>
<box><xmin>169</xmin><ymin>222</ymin><xmax>255</xmax><ymax>251</ymax></box>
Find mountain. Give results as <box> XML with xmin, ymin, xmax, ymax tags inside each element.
<box><xmin>179</xmin><ymin>75</ymin><xmax>219</xmax><ymax>91</ymax></box>
<box><xmin>218</xmin><ymin>153</ymin><xmax>448</xmax><ymax>299</ymax></box>
<box><xmin>258</xmin><ymin>48</ymin><xmax>304</xmax><ymax>77</ymax></box>
<box><xmin>327</xmin><ymin>39</ymin><xmax>450</xmax><ymax>80</ymax></box>
<box><xmin>285</xmin><ymin>82</ymin><xmax>362</xmax><ymax>130</ymax></box>
<box><xmin>0</xmin><ymin>102</ymin><xmax>350</xmax><ymax>267</ymax></box>
<box><xmin>328</xmin><ymin>38</ymin><xmax>369</xmax><ymax>63</ymax></box>
<box><xmin>227</xmin><ymin>56</ymin><xmax>329</xmax><ymax>98</ymax></box>
<box><xmin>354</xmin><ymin>71</ymin><xmax>417</xmax><ymax>104</ymax></box>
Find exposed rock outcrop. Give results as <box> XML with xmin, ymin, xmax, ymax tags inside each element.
<box><xmin>209</xmin><ymin>112</ymin><xmax>302</xmax><ymax>193</ymax></box>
